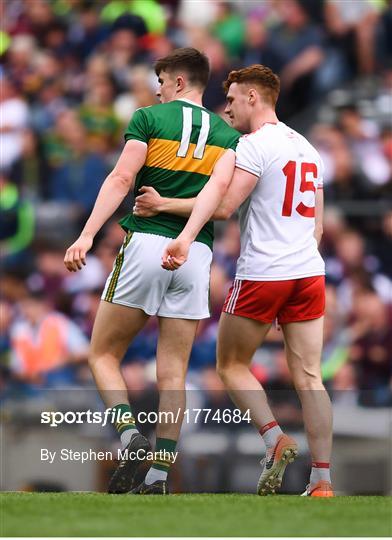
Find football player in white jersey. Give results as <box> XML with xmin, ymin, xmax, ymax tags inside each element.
<box><xmin>135</xmin><ymin>64</ymin><xmax>334</xmax><ymax>497</ymax></box>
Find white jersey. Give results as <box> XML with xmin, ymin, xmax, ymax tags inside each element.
<box><xmin>235</xmin><ymin>122</ymin><xmax>325</xmax><ymax>281</ymax></box>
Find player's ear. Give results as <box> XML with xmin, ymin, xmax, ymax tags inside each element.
<box><xmin>176</xmin><ymin>75</ymin><xmax>185</xmax><ymax>92</ymax></box>
<box><xmin>248</xmin><ymin>89</ymin><xmax>257</xmax><ymax>105</ymax></box>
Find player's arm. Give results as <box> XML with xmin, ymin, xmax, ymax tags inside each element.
<box><xmin>178</xmin><ymin>148</ymin><xmax>237</xmax><ymax>230</ymax></box>
<box><xmin>133</xmin><ymin>186</ymin><xmax>195</xmax><ymax>218</ymax></box>
<box><xmin>161</xmin><ymin>164</ymin><xmax>258</xmax><ymax>270</ymax></box>
<box><xmin>134</xmin><ymin>164</ymin><xmax>255</xmax><ymax>221</ymax></box>
<box><xmin>314</xmin><ymin>187</ymin><xmax>324</xmax><ymax>246</ymax></box>
<box><xmin>133</xmin><ymin>148</ymin><xmax>239</xmax><ymax>219</ymax></box>
<box><xmin>212</xmin><ymin>165</ymin><xmax>259</xmax><ymax>219</ymax></box>
<box><xmin>64</xmin><ymin>140</ymin><xmax>147</xmax><ymax>272</ymax></box>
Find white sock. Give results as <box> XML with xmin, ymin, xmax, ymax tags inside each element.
<box><xmin>310</xmin><ymin>462</ymin><xmax>331</xmax><ymax>485</ymax></box>
<box><xmin>144</xmin><ymin>467</ymin><xmax>167</xmax><ymax>485</ymax></box>
<box><xmin>260</xmin><ymin>421</ymin><xmax>283</xmax><ymax>452</ymax></box>
<box><xmin>120</xmin><ymin>428</ymin><xmax>138</xmax><ymax>449</ymax></box>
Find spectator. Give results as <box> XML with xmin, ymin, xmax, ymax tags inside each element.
<box><xmin>79</xmin><ymin>76</ymin><xmax>121</xmax><ymax>154</ymax></box>
<box><xmin>212</xmin><ymin>2</ymin><xmax>245</xmax><ymax>60</ymax></box>
<box><xmin>0</xmin><ymin>174</ymin><xmax>35</xmax><ymax>265</ymax></box>
<box><xmin>0</xmin><ymin>76</ymin><xmax>29</xmax><ymax>171</ymax></box>
<box><xmin>350</xmin><ymin>291</ymin><xmax>392</xmax><ymax>407</ymax></box>
<box><xmin>104</xmin><ymin>27</ymin><xmax>148</xmax><ymax>91</ymax></box>
<box><xmin>0</xmin><ymin>270</ymin><xmax>29</xmax><ymax>305</ymax></box>
<box><xmin>373</xmin><ymin>211</ymin><xmax>392</xmax><ymax>279</ymax></box>
<box><xmin>9</xmin><ymin>129</ymin><xmax>50</xmax><ymax>200</ymax></box>
<box><xmin>323</xmin><ymin>137</ymin><xmax>375</xmax><ymax>233</ymax></box>
<box><xmin>263</xmin><ymin>0</ymin><xmax>325</xmax><ymax>118</ymax></box>
<box><xmin>214</xmin><ymin>218</ymin><xmax>240</xmax><ymax>280</ymax></box>
<box><xmin>26</xmin><ymin>243</ymin><xmax>70</xmax><ymax>305</ymax></box>
<box><xmin>337</xmin><ymin>105</ymin><xmax>390</xmax><ymax>186</ymax></box>
<box><xmin>26</xmin><ymin>51</ymin><xmax>72</xmax><ymax>142</ymax></box>
<box><xmin>324</xmin><ymin>0</ymin><xmax>380</xmax><ymax>75</ymax></box>
<box><xmin>14</xmin><ymin>0</ymin><xmax>56</xmax><ymax>46</ymax></box>
<box><xmin>9</xmin><ymin>290</ymin><xmax>89</xmax><ymax>388</ymax></box>
<box><xmin>0</xmin><ymin>300</ymin><xmax>12</xmax><ymax>391</ymax></box>
<box><xmin>5</xmin><ymin>34</ymin><xmax>37</xmax><ymax>94</ymax></box>
<box><xmin>48</xmin><ymin>111</ymin><xmax>109</xmax><ymax>214</ymax></box>
<box><xmin>376</xmin><ymin>0</ymin><xmax>392</xmax><ymax>69</ymax></box>
<box><xmin>69</xmin><ymin>3</ymin><xmax>110</xmax><ymax>61</ymax></box>
<box><xmin>203</xmin><ymin>38</ymin><xmax>231</xmax><ymax>113</ymax></box>
<box><xmin>241</xmin><ymin>12</ymin><xmax>269</xmax><ymax>67</ymax></box>
<box><xmin>329</xmin><ymin>229</ymin><xmax>392</xmax><ymax>309</ymax></box>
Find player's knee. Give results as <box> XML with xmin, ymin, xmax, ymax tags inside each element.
<box><xmin>216</xmin><ymin>363</ymin><xmax>227</xmax><ymax>383</ymax></box>
<box><xmin>88</xmin><ymin>347</ymin><xmax>102</xmax><ymax>370</ymax></box>
<box><xmin>88</xmin><ymin>347</ymin><xmax>122</xmax><ymax>372</ymax></box>
<box><xmin>216</xmin><ymin>356</ymin><xmax>229</xmax><ymax>380</ymax></box>
<box><xmin>157</xmin><ymin>373</ymin><xmax>185</xmax><ymax>391</ymax></box>
<box><xmin>216</xmin><ymin>359</ymin><xmax>240</xmax><ymax>384</ymax></box>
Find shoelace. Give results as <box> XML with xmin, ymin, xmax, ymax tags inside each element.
<box><xmin>260</xmin><ymin>449</ymin><xmax>275</xmax><ymax>469</ymax></box>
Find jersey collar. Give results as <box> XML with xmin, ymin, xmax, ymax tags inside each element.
<box><xmin>176</xmin><ymin>98</ymin><xmax>205</xmax><ymax>108</ymax></box>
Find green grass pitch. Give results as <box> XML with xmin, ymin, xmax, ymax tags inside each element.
<box><xmin>1</xmin><ymin>493</ymin><xmax>391</xmax><ymax>537</ymax></box>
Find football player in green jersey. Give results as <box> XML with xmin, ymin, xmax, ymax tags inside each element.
<box><xmin>64</xmin><ymin>48</ymin><xmax>240</xmax><ymax>495</ymax></box>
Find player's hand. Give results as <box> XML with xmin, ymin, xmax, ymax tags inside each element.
<box><xmin>64</xmin><ymin>233</ymin><xmax>93</xmax><ymax>272</ymax></box>
<box><xmin>133</xmin><ymin>186</ymin><xmax>162</xmax><ymax>217</ymax></box>
<box><xmin>161</xmin><ymin>237</ymin><xmax>191</xmax><ymax>271</ymax></box>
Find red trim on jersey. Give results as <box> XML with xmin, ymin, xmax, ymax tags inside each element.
<box><xmin>312</xmin><ymin>462</ymin><xmax>330</xmax><ymax>469</ymax></box>
<box><xmin>223</xmin><ymin>276</ymin><xmax>325</xmax><ymax>324</ymax></box>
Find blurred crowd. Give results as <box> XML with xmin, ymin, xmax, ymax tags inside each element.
<box><xmin>1</xmin><ymin>0</ymin><xmax>391</xmax><ymax>416</ymax></box>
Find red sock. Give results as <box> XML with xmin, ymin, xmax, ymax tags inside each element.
<box><xmin>310</xmin><ymin>462</ymin><xmax>331</xmax><ymax>484</ymax></box>
<box><xmin>259</xmin><ymin>421</ymin><xmax>282</xmax><ymax>450</ymax></box>
<box><xmin>259</xmin><ymin>420</ymin><xmax>279</xmax><ymax>436</ymax></box>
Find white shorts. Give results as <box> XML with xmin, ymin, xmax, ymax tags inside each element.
<box><xmin>101</xmin><ymin>232</ymin><xmax>212</xmax><ymax>319</ymax></box>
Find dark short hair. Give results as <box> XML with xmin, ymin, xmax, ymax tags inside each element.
<box><xmin>155</xmin><ymin>47</ymin><xmax>210</xmax><ymax>89</ymax></box>
<box><xmin>223</xmin><ymin>65</ymin><xmax>280</xmax><ymax>107</ymax></box>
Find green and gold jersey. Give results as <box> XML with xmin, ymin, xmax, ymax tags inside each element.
<box><xmin>119</xmin><ymin>99</ymin><xmax>240</xmax><ymax>249</ymax></box>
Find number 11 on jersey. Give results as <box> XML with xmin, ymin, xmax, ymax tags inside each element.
<box><xmin>177</xmin><ymin>106</ymin><xmax>211</xmax><ymax>160</ymax></box>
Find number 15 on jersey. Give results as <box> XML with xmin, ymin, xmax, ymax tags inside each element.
<box><xmin>282</xmin><ymin>161</ymin><xmax>318</xmax><ymax>218</ymax></box>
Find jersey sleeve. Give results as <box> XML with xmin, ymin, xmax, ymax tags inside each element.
<box><xmin>235</xmin><ymin>135</ymin><xmax>264</xmax><ymax>178</ymax></box>
<box><xmin>124</xmin><ymin>108</ymin><xmax>151</xmax><ymax>144</ymax></box>
<box><xmin>226</xmin><ymin>132</ymin><xmax>241</xmax><ymax>151</ymax></box>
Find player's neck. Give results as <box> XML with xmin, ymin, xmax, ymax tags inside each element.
<box><xmin>250</xmin><ymin>109</ymin><xmax>279</xmax><ymax>132</ymax></box>
<box><xmin>175</xmin><ymin>88</ymin><xmax>203</xmax><ymax>106</ymax></box>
